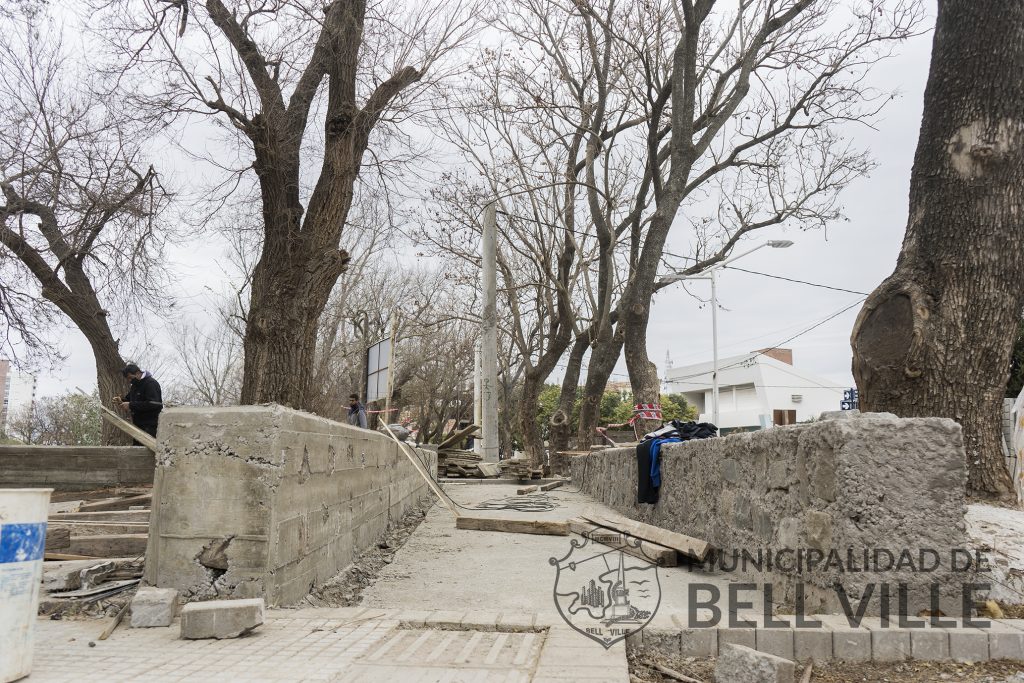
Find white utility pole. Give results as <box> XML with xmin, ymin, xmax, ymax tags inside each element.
<box><xmin>473</xmin><ymin>342</ymin><xmax>482</xmax><ymax>454</ymax></box>
<box><xmin>657</xmin><ymin>240</ymin><xmax>794</xmax><ymax>430</ymax></box>
<box><xmin>480</xmin><ymin>202</ymin><xmax>500</xmax><ymax>462</ymax></box>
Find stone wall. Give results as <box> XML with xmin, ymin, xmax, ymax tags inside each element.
<box><xmin>571</xmin><ymin>412</ymin><xmax>977</xmax><ymax>616</ymax></box>
<box><xmin>142</xmin><ymin>405</ymin><xmax>437</xmax><ymax>607</ymax></box>
<box><xmin>0</xmin><ymin>446</ymin><xmax>154</xmax><ymax>490</ymax></box>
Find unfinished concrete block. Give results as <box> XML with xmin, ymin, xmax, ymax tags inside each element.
<box><xmin>793</xmin><ymin>628</ymin><xmax>831</xmax><ymax>662</ymax></box>
<box><xmin>868</xmin><ymin>627</ymin><xmax>911</xmax><ymax>661</ymax></box>
<box><xmin>719</xmin><ymin>624</ymin><xmax>757</xmax><ymax>651</ymax></box>
<box><xmin>989</xmin><ymin>623</ymin><xmax>1024</xmax><ymax>660</ymax></box>
<box><xmin>820</xmin><ymin>616</ymin><xmax>871</xmax><ymax>662</ymax></box>
<box><xmin>949</xmin><ymin>628</ymin><xmax>990</xmax><ymax>662</ymax></box>
<box><xmin>756</xmin><ymin>627</ymin><xmax>794</xmax><ymax>660</ymax></box>
<box><xmin>715</xmin><ymin>643</ymin><xmax>795</xmax><ymax>683</ymax></box>
<box><xmin>910</xmin><ymin>628</ymin><xmax>949</xmax><ymax>661</ymax></box>
<box><xmin>678</xmin><ymin>627</ymin><xmax>718</xmax><ymax>657</ymax></box>
<box><xmin>130</xmin><ymin>586</ymin><xmax>179</xmax><ymax>628</ymax></box>
<box><xmin>180</xmin><ymin>598</ymin><xmax>264</xmax><ymax>639</ymax></box>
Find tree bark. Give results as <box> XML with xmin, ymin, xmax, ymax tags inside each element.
<box><xmin>577</xmin><ymin>326</ymin><xmax>624</xmax><ymax>448</ymax></box>
<box><xmin>549</xmin><ymin>335</ymin><xmax>588</xmax><ymax>455</ymax></box>
<box><xmin>851</xmin><ymin>0</ymin><xmax>1023</xmax><ymax>501</ymax></box>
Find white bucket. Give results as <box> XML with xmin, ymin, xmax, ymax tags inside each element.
<box><xmin>0</xmin><ymin>489</ymin><xmax>53</xmax><ymax>683</ymax></box>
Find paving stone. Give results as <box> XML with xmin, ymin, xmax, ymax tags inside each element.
<box><xmin>678</xmin><ymin>627</ymin><xmax>718</xmax><ymax>657</ymax></box>
<box><xmin>423</xmin><ymin>610</ymin><xmax>465</xmax><ymax>629</ymax></box>
<box><xmin>640</xmin><ymin>628</ymin><xmax>681</xmax><ymax>657</ymax></box>
<box><xmin>756</xmin><ymin>628</ymin><xmax>795</xmax><ymax>660</ymax></box>
<box><xmin>719</xmin><ymin>625</ymin><xmax>757</xmax><ymax>651</ymax></box>
<box><xmin>910</xmin><ymin>627</ymin><xmax>949</xmax><ymax>661</ymax></box>
<box><xmin>180</xmin><ymin>598</ymin><xmax>265</xmax><ymax>639</ymax></box>
<box><xmin>949</xmin><ymin>628</ymin><xmax>990</xmax><ymax>662</ymax></box>
<box><xmin>393</xmin><ymin>610</ymin><xmax>432</xmax><ymax>628</ymax></box>
<box><xmin>496</xmin><ymin>613</ymin><xmax>536</xmax><ymax>632</ymax></box>
<box><xmin>462</xmin><ymin>611</ymin><xmax>501</xmax><ymax>631</ymax></box>
<box><xmin>130</xmin><ymin>586</ymin><xmax>179</xmax><ymax>628</ymax></box>
<box><xmin>793</xmin><ymin>627</ymin><xmax>832</xmax><ymax>662</ymax></box>
<box><xmin>715</xmin><ymin>643</ymin><xmax>795</xmax><ymax>683</ymax></box>
<box><xmin>818</xmin><ymin>615</ymin><xmax>871</xmax><ymax>662</ymax></box>
<box><xmin>988</xmin><ymin>622</ymin><xmax>1024</xmax><ymax>660</ymax></box>
<box><xmin>861</xmin><ymin>620</ymin><xmax>910</xmax><ymax>662</ymax></box>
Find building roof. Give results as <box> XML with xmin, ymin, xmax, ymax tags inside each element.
<box><xmin>665</xmin><ymin>351</ymin><xmax>845</xmax><ymax>394</ymax></box>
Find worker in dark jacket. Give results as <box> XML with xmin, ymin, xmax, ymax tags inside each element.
<box><xmin>114</xmin><ymin>363</ymin><xmax>163</xmax><ymax>438</ymax></box>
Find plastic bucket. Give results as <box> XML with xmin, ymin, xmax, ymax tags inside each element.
<box><xmin>0</xmin><ymin>489</ymin><xmax>52</xmax><ymax>683</ymax></box>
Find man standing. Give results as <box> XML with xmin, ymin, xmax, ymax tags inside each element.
<box><xmin>347</xmin><ymin>393</ymin><xmax>368</xmax><ymax>429</ymax></box>
<box><xmin>115</xmin><ymin>363</ymin><xmax>163</xmax><ymax>438</ymax></box>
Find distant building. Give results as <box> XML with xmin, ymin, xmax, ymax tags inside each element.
<box><xmin>663</xmin><ymin>348</ymin><xmax>845</xmax><ymax>433</ymax></box>
<box><xmin>0</xmin><ymin>359</ymin><xmax>38</xmax><ymax>431</ymax></box>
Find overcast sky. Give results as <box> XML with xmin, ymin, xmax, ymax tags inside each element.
<box><xmin>28</xmin><ymin>6</ymin><xmax>936</xmax><ymax>401</ymax></box>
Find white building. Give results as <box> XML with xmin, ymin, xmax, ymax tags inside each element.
<box><xmin>664</xmin><ymin>348</ymin><xmax>847</xmax><ymax>433</ymax></box>
<box><xmin>0</xmin><ymin>359</ymin><xmax>37</xmax><ymax>431</ymax></box>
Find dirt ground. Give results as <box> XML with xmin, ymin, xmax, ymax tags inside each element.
<box><xmin>628</xmin><ymin>650</ymin><xmax>1024</xmax><ymax>682</ymax></box>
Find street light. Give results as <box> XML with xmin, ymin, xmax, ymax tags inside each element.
<box><xmin>657</xmin><ymin>239</ymin><xmax>794</xmax><ymax>430</ymax></box>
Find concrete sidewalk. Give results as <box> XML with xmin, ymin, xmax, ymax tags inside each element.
<box><xmin>30</xmin><ymin>608</ymin><xmax>628</xmax><ymax>682</ymax></box>
<box><xmin>360</xmin><ymin>483</ymin><xmax>757</xmax><ymax>622</ymax></box>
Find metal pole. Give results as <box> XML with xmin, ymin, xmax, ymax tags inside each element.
<box><xmin>711</xmin><ymin>268</ymin><xmax>720</xmax><ymax>429</ymax></box>
<box><xmin>481</xmin><ymin>202</ymin><xmax>499</xmax><ymax>462</ymax></box>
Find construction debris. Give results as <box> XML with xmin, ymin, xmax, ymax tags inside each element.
<box><xmin>517</xmin><ymin>485</ymin><xmax>539</xmax><ymax>495</ymax></box>
<box><xmin>580</xmin><ymin>513</ymin><xmax>710</xmax><ymax>561</ymax></box>
<box><xmin>455</xmin><ymin>516</ymin><xmax>569</xmax><ymax>536</ymax></box>
<box><xmin>540</xmin><ymin>480</ymin><xmax>565</xmax><ymax>491</ymax></box>
<box><xmin>130</xmin><ymin>587</ymin><xmax>180</xmax><ymax>628</ymax></box>
<box><xmin>568</xmin><ymin>518</ymin><xmax>678</xmax><ymax>567</ymax></box>
<box><xmin>498</xmin><ymin>457</ymin><xmax>543</xmax><ymax>481</ymax></box>
<box><xmin>180</xmin><ymin>598</ymin><xmax>265</xmax><ymax>640</ymax></box>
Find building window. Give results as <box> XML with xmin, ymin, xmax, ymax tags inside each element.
<box><xmin>772</xmin><ymin>409</ymin><xmax>797</xmax><ymax>426</ymax></box>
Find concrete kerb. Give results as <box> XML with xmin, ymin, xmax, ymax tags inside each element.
<box><xmin>625</xmin><ymin>614</ymin><xmax>1024</xmax><ymax>663</ymax></box>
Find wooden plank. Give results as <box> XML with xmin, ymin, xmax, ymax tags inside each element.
<box><xmin>477</xmin><ymin>463</ymin><xmax>501</xmax><ymax>477</ymax></box>
<box><xmin>51</xmin><ymin>510</ymin><xmax>150</xmax><ymax>523</ymax></box>
<box><xmin>580</xmin><ymin>514</ymin><xmax>709</xmax><ymax>562</ymax></box>
<box><xmin>68</xmin><ymin>534</ymin><xmax>148</xmax><ymax>558</ymax></box>
<box><xmin>45</xmin><ymin>527</ymin><xmax>71</xmax><ymax>551</ymax></box>
<box><xmin>49</xmin><ymin>578</ymin><xmax>139</xmax><ymax>599</ymax></box>
<box><xmin>99</xmin><ymin>405</ymin><xmax>157</xmax><ymax>452</ymax></box>
<box><xmin>381</xmin><ymin>423</ymin><xmax>461</xmax><ymax>518</ymax></box>
<box><xmin>78</xmin><ymin>493</ymin><xmax>152</xmax><ymax>512</ymax></box>
<box><xmin>45</xmin><ymin>552</ymin><xmax>102</xmax><ymax>561</ymax></box>
<box><xmin>540</xmin><ymin>480</ymin><xmax>565</xmax><ymax>491</ymax></box>
<box><xmin>568</xmin><ymin>519</ymin><xmax>678</xmax><ymax>567</ymax></box>
<box><xmin>516</xmin><ymin>485</ymin><xmax>538</xmax><ymax>495</ymax></box>
<box><xmin>455</xmin><ymin>516</ymin><xmax>569</xmax><ymax>536</ymax></box>
<box><xmin>437</xmin><ymin>424</ymin><xmax>480</xmax><ymax>450</ymax></box>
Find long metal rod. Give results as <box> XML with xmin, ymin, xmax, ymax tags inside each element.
<box><xmin>481</xmin><ymin>202</ymin><xmax>499</xmax><ymax>463</ymax></box>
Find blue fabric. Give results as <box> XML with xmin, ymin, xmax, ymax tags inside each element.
<box><xmin>649</xmin><ymin>437</ymin><xmax>682</xmax><ymax>488</ymax></box>
<box><xmin>0</xmin><ymin>522</ymin><xmax>47</xmax><ymax>563</ymax></box>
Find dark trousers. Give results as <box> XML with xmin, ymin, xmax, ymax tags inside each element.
<box><xmin>636</xmin><ymin>440</ymin><xmax>659</xmax><ymax>504</ymax></box>
<box><xmin>132</xmin><ymin>420</ymin><xmax>158</xmax><ymax>446</ymax></box>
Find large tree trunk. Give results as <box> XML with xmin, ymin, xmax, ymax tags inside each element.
<box><xmin>577</xmin><ymin>327</ymin><xmax>624</xmax><ymax>448</ymax></box>
<box><xmin>549</xmin><ymin>335</ymin><xmax>588</xmax><ymax>455</ymax></box>
<box><xmin>518</xmin><ymin>373</ymin><xmax>545</xmax><ymax>467</ymax></box>
<box><xmin>851</xmin><ymin>0</ymin><xmax>1023</xmax><ymax>501</ymax></box>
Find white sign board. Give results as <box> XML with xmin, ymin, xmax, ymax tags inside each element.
<box><xmin>366</xmin><ymin>338</ymin><xmax>391</xmax><ymax>403</ymax></box>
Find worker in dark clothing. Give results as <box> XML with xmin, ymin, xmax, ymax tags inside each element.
<box><xmin>114</xmin><ymin>363</ymin><xmax>163</xmax><ymax>439</ymax></box>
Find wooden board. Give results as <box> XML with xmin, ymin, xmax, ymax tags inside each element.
<box><xmin>45</xmin><ymin>552</ymin><xmax>101</xmax><ymax>561</ymax></box>
<box><xmin>437</xmin><ymin>424</ymin><xmax>480</xmax><ymax>450</ymax></box>
<box><xmin>540</xmin><ymin>480</ymin><xmax>565</xmax><ymax>491</ymax></box>
<box><xmin>78</xmin><ymin>493</ymin><xmax>152</xmax><ymax>512</ymax></box>
<box><xmin>516</xmin><ymin>485</ymin><xmax>538</xmax><ymax>495</ymax></box>
<box><xmin>477</xmin><ymin>463</ymin><xmax>501</xmax><ymax>477</ymax></box>
<box><xmin>68</xmin><ymin>534</ymin><xmax>148</xmax><ymax>558</ymax></box>
<box><xmin>580</xmin><ymin>514</ymin><xmax>710</xmax><ymax>561</ymax></box>
<box><xmin>455</xmin><ymin>516</ymin><xmax>569</xmax><ymax>536</ymax></box>
<box><xmin>99</xmin><ymin>405</ymin><xmax>157</xmax><ymax>451</ymax></box>
<box><xmin>49</xmin><ymin>579</ymin><xmax>139</xmax><ymax>599</ymax></box>
<box><xmin>51</xmin><ymin>510</ymin><xmax>150</xmax><ymax>523</ymax></box>
<box><xmin>45</xmin><ymin>527</ymin><xmax>71</xmax><ymax>551</ymax></box>
<box><xmin>568</xmin><ymin>519</ymin><xmax>678</xmax><ymax>567</ymax></box>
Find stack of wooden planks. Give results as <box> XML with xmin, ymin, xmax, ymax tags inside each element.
<box><xmin>45</xmin><ymin>489</ymin><xmax>151</xmax><ymax>561</ymax></box>
<box><xmin>437</xmin><ymin>449</ymin><xmax>486</xmax><ymax>478</ymax></box>
<box><xmin>499</xmin><ymin>457</ymin><xmax>542</xmax><ymax>481</ymax></box>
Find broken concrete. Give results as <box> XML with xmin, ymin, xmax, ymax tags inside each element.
<box><xmin>571</xmin><ymin>414</ymin><xmax>973</xmax><ymax>615</ymax></box>
<box><xmin>180</xmin><ymin>598</ymin><xmax>264</xmax><ymax>639</ymax></box>
<box><xmin>143</xmin><ymin>405</ymin><xmax>437</xmax><ymax>606</ymax></box>
<box><xmin>715</xmin><ymin>643</ymin><xmax>795</xmax><ymax>683</ymax></box>
<box><xmin>130</xmin><ymin>586</ymin><xmax>179</xmax><ymax>628</ymax></box>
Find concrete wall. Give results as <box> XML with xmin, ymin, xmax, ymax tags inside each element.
<box><xmin>571</xmin><ymin>412</ymin><xmax>976</xmax><ymax>616</ymax></box>
<box><xmin>0</xmin><ymin>446</ymin><xmax>154</xmax><ymax>490</ymax></box>
<box><xmin>143</xmin><ymin>405</ymin><xmax>437</xmax><ymax>607</ymax></box>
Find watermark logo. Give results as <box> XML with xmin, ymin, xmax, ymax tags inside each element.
<box><xmin>549</xmin><ymin>531</ymin><xmax>662</xmax><ymax>648</ymax></box>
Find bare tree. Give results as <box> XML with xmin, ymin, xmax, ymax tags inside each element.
<box><xmin>0</xmin><ymin>8</ymin><xmax>170</xmax><ymax>443</ymax></box>
<box><xmin>95</xmin><ymin>0</ymin><xmax>479</xmax><ymax>412</ymax></box>
<box><xmin>851</xmin><ymin>0</ymin><xmax>1022</xmax><ymax>501</ymax></box>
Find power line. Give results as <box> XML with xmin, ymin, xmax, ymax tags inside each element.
<box><xmin>721</xmin><ymin>265</ymin><xmax>869</xmax><ymax>296</ymax></box>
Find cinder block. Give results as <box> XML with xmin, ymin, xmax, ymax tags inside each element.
<box><xmin>641</xmin><ymin>628</ymin><xmax>681</xmax><ymax>657</ymax></box>
<box><xmin>988</xmin><ymin>622</ymin><xmax>1024</xmax><ymax>660</ymax></box>
<box><xmin>180</xmin><ymin>598</ymin><xmax>265</xmax><ymax>639</ymax></box>
<box><xmin>865</xmin><ymin>625</ymin><xmax>910</xmax><ymax>662</ymax></box>
<box><xmin>949</xmin><ymin>628</ymin><xmax>990</xmax><ymax>662</ymax></box>
<box><xmin>720</xmin><ymin>625</ymin><xmax>757</xmax><ymax>651</ymax></box>
<box><xmin>679</xmin><ymin>628</ymin><xmax>718</xmax><ymax>657</ymax></box>
<box><xmin>756</xmin><ymin>628</ymin><xmax>795</xmax><ymax>660</ymax></box>
<box><xmin>715</xmin><ymin>643</ymin><xmax>795</xmax><ymax>683</ymax></box>
<box><xmin>910</xmin><ymin>628</ymin><xmax>949</xmax><ymax>661</ymax></box>
<box><xmin>819</xmin><ymin>616</ymin><xmax>871</xmax><ymax>662</ymax></box>
<box><xmin>793</xmin><ymin>627</ymin><xmax>832</xmax><ymax>662</ymax></box>
<box><xmin>130</xmin><ymin>587</ymin><xmax>179</xmax><ymax>628</ymax></box>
